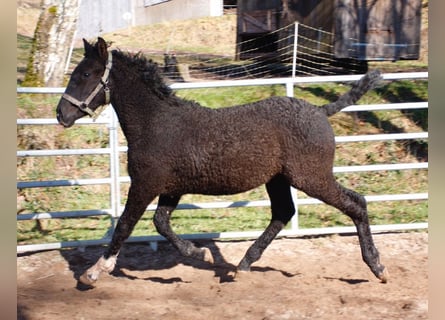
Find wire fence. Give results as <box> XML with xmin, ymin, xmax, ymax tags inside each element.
<box><xmin>16</xmin><ymin>72</ymin><xmax>428</xmax><ymax>253</ymax></box>
<box><xmin>159</xmin><ymin>21</ymin><xmax>398</xmax><ymax>81</ymax></box>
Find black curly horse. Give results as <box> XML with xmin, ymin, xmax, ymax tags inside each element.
<box><xmin>56</xmin><ymin>37</ymin><xmax>388</xmax><ymax>286</ymax></box>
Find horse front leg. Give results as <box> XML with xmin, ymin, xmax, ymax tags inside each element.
<box><xmin>79</xmin><ymin>183</ymin><xmax>156</xmax><ymax>285</ymax></box>
<box><xmin>153</xmin><ymin>194</ymin><xmax>214</xmax><ymax>263</ymax></box>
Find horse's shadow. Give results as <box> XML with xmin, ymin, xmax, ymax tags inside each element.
<box><xmin>59</xmin><ymin>239</ymin><xmax>296</xmax><ymax>291</ymax></box>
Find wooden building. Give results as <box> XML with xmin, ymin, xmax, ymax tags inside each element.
<box><xmin>77</xmin><ymin>0</ymin><xmax>223</xmax><ymax>39</ymax></box>
<box><xmin>236</xmin><ymin>0</ymin><xmax>422</xmax><ymax>62</ymax></box>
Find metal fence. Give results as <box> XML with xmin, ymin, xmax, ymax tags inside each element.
<box><xmin>17</xmin><ymin>72</ymin><xmax>428</xmax><ymax>253</ymax></box>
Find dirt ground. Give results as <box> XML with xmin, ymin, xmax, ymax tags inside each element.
<box><xmin>17</xmin><ymin>231</ymin><xmax>427</xmax><ymax>320</ymax></box>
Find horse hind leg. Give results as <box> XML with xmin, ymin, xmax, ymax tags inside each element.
<box><xmin>237</xmin><ymin>175</ymin><xmax>295</xmax><ymax>272</ymax></box>
<box><xmin>153</xmin><ymin>194</ymin><xmax>214</xmax><ymax>263</ymax></box>
<box><xmin>340</xmin><ymin>187</ymin><xmax>388</xmax><ymax>282</ymax></box>
<box><xmin>296</xmin><ymin>177</ymin><xmax>388</xmax><ymax>282</ymax></box>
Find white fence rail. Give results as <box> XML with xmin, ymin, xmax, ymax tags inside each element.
<box><xmin>16</xmin><ymin>72</ymin><xmax>428</xmax><ymax>253</ymax></box>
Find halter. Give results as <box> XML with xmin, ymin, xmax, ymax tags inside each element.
<box><xmin>62</xmin><ymin>51</ymin><xmax>113</xmax><ymax>120</ymax></box>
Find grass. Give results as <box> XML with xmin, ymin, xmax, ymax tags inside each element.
<box><xmin>176</xmin><ymin>85</ymin><xmax>287</xmax><ymax>108</ymax></box>
<box><xmin>103</xmin><ymin>14</ymin><xmax>237</xmax><ymax>56</ymax></box>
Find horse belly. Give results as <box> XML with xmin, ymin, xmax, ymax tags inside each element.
<box><xmin>184</xmin><ymin>150</ymin><xmax>280</xmax><ymax>195</ymax></box>
<box><xmin>189</xmin><ymin>173</ymin><xmax>271</xmax><ymax>196</ymax></box>
<box><xmin>174</xmin><ymin>115</ymin><xmax>284</xmax><ymax>195</ymax></box>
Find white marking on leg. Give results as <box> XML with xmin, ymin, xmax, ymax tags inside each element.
<box><xmin>202</xmin><ymin>247</ymin><xmax>214</xmax><ymax>264</ymax></box>
<box><xmin>79</xmin><ymin>254</ymin><xmax>118</xmax><ymax>285</ymax></box>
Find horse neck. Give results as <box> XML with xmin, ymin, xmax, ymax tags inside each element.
<box><xmin>107</xmin><ymin>54</ymin><xmax>168</xmax><ymax>139</ymax></box>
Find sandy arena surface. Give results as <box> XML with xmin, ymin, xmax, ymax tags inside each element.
<box><xmin>17</xmin><ymin>231</ymin><xmax>427</xmax><ymax>320</ymax></box>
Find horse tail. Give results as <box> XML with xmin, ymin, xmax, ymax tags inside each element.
<box><xmin>321</xmin><ymin>70</ymin><xmax>382</xmax><ymax>117</ymax></box>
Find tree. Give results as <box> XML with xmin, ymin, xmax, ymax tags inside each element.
<box><xmin>23</xmin><ymin>0</ymin><xmax>79</xmax><ymax>87</ymax></box>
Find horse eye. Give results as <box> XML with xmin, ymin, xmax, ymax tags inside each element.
<box><xmin>83</xmin><ymin>72</ymin><xmax>90</xmax><ymax>78</ymax></box>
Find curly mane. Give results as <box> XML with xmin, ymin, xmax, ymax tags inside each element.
<box><xmin>112</xmin><ymin>50</ymin><xmax>173</xmax><ymax>98</ymax></box>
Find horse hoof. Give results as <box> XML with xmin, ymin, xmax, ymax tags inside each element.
<box><xmin>233</xmin><ymin>269</ymin><xmax>257</xmax><ymax>282</ymax></box>
<box><xmin>202</xmin><ymin>247</ymin><xmax>214</xmax><ymax>264</ymax></box>
<box><xmin>226</xmin><ymin>270</ymin><xmax>238</xmax><ymax>280</ymax></box>
<box><xmin>378</xmin><ymin>267</ymin><xmax>389</xmax><ymax>283</ymax></box>
<box><xmin>79</xmin><ymin>271</ymin><xmax>98</xmax><ymax>286</ymax></box>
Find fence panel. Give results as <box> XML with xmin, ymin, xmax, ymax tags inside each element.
<box><xmin>17</xmin><ymin>73</ymin><xmax>428</xmax><ymax>253</ymax></box>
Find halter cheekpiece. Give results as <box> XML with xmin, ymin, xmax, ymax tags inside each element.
<box><xmin>62</xmin><ymin>51</ymin><xmax>113</xmax><ymax>120</ymax></box>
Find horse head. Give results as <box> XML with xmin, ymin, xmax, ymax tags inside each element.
<box><xmin>56</xmin><ymin>37</ymin><xmax>112</xmax><ymax>127</ymax></box>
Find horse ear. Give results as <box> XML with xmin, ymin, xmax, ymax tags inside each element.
<box><xmin>96</xmin><ymin>37</ymin><xmax>109</xmax><ymax>63</ymax></box>
<box><xmin>83</xmin><ymin>38</ymin><xmax>94</xmax><ymax>56</ymax></box>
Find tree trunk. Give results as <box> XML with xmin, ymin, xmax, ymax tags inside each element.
<box><xmin>24</xmin><ymin>0</ymin><xmax>79</xmax><ymax>87</ymax></box>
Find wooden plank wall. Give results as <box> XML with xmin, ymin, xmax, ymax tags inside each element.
<box><xmin>236</xmin><ymin>0</ymin><xmax>421</xmax><ymax>61</ymax></box>
<box><xmin>334</xmin><ymin>0</ymin><xmax>422</xmax><ymax>60</ymax></box>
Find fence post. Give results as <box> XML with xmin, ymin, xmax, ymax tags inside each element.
<box><xmin>288</xmin><ymin>22</ymin><xmax>300</xmax><ymax>231</ymax></box>
<box><xmin>286</xmin><ymin>22</ymin><xmax>299</xmax><ymax>98</ymax></box>
<box><xmin>285</xmin><ymin>81</ymin><xmax>294</xmax><ymax>97</ymax></box>
<box><xmin>108</xmin><ymin>106</ymin><xmax>121</xmax><ymax>233</ymax></box>
<box><xmin>291</xmin><ymin>22</ymin><xmax>299</xmax><ymax>78</ymax></box>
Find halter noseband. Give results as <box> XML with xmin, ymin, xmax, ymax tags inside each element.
<box><xmin>62</xmin><ymin>51</ymin><xmax>113</xmax><ymax>120</ymax></box>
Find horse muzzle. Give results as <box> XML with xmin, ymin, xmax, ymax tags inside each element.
<box><xmin>56</xmin><ymin>102</ymin><xmax>77</xmax><ymax>128</ymax></box>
